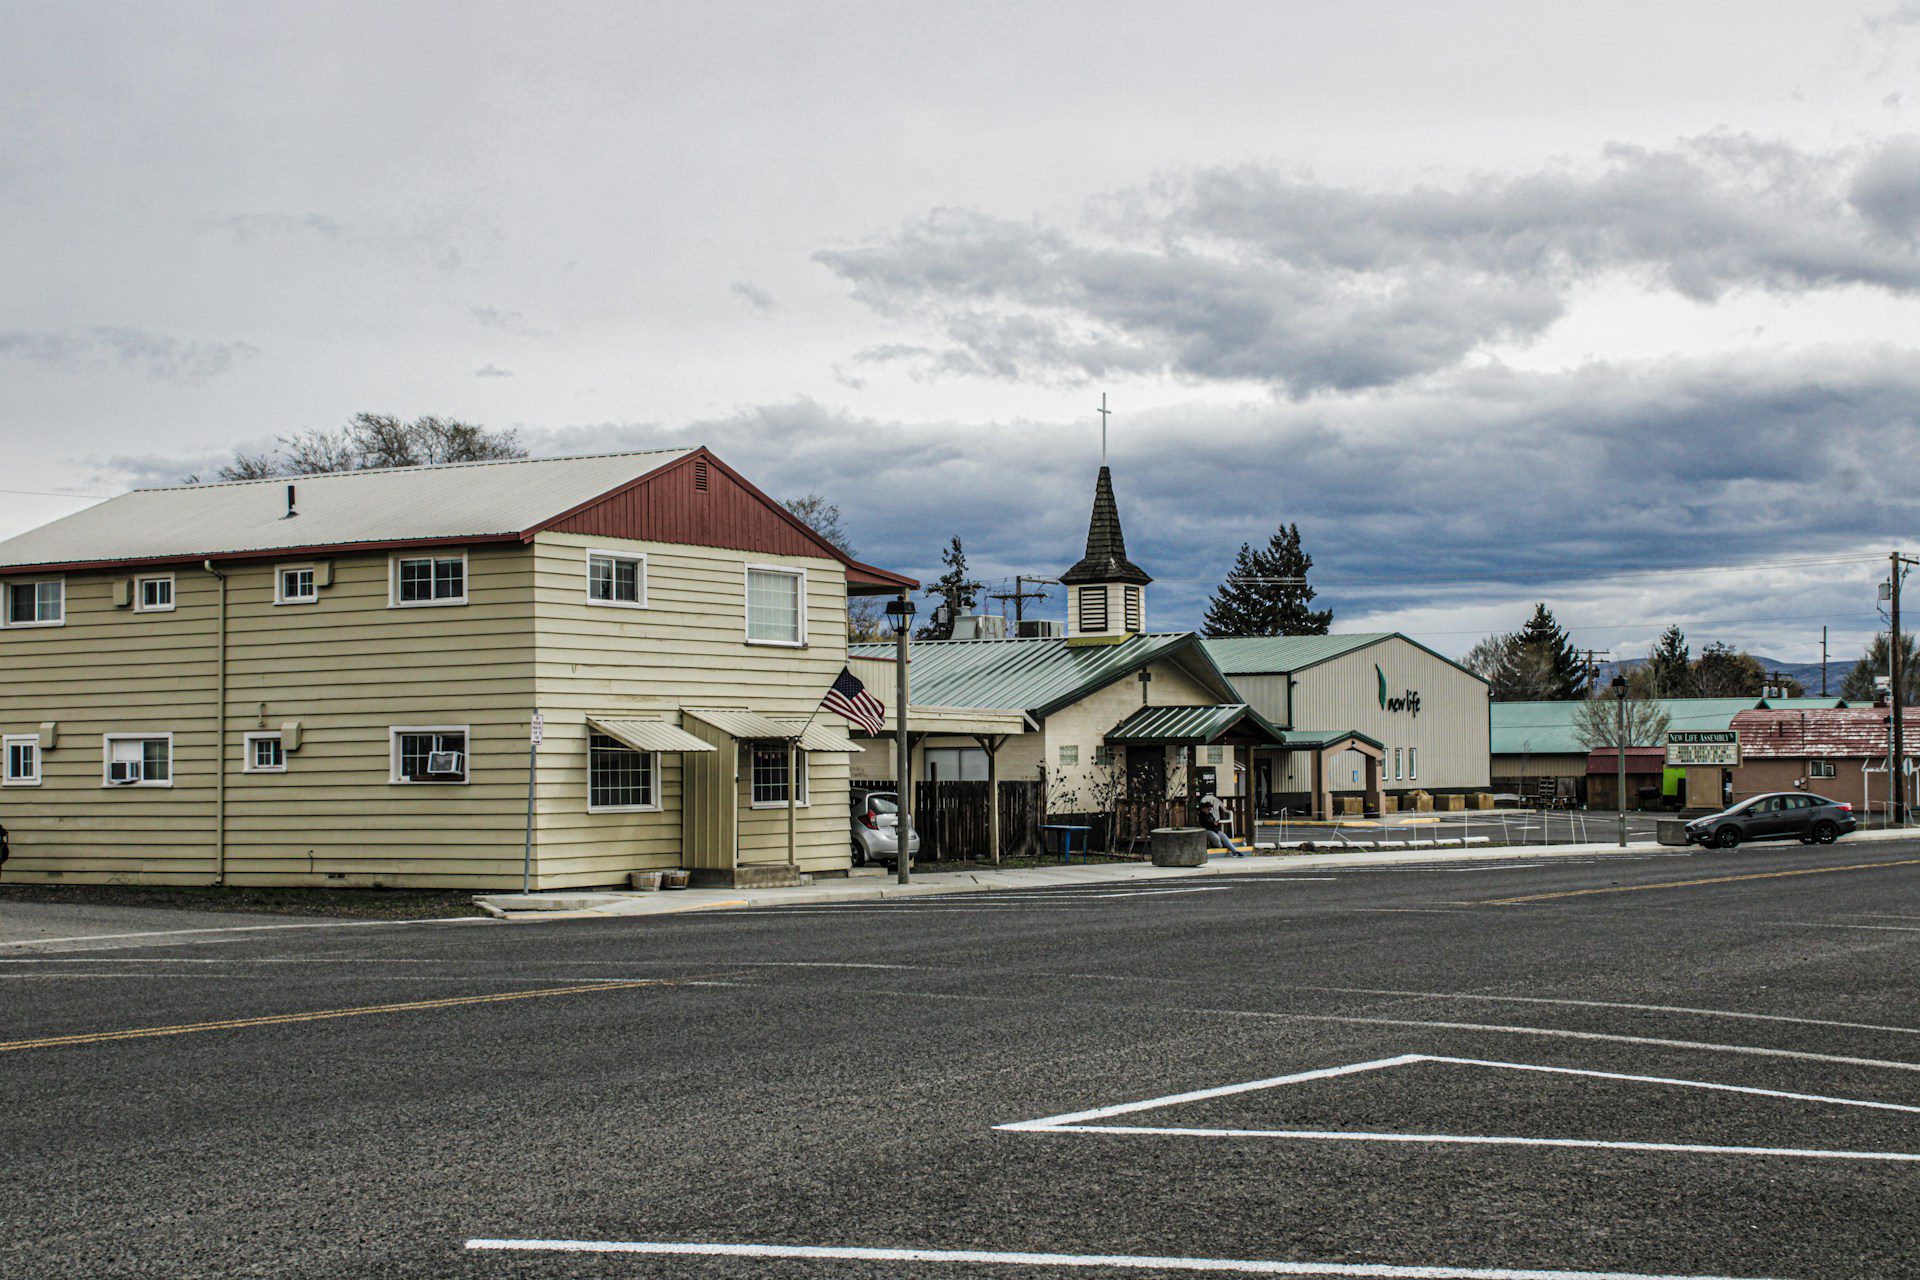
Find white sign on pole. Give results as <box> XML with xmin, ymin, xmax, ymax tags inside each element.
<box><xmin>1666</xmin><ymin>730</ymin><xmax>1739</xmax><ymax>767</ymax></box>
<box><xmin>530</xmin><ymin>712</ymin><xmax>544</xmax><ymax>746</ymax></box>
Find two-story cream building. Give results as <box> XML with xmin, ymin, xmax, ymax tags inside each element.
<box><xmin>0</xmin><ymin>448</ymin><xmax>914</xmax><ymax>890</ymax></box>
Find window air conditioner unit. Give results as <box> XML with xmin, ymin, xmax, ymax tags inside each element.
<box><xmin>108</xmin><ymin>761</ymin><xmax>140</xmax><ymax>785</ymax></box>
<box><xmin>427</xmin><ymin>750</ymin><xmax>464</xmax><ymax>776</ymax></box>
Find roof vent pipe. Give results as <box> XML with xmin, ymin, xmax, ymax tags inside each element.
<box><xmin>282</xmin><ymin>483</ymin><xmax>297</xmax><ymax>519</ymax></box>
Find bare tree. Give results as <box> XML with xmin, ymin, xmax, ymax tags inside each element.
<box><xmin>1573</xmin><ymin>693</ymin><xmax>1672</xmax><ymax>752</ymax></box>
<box><xmin>211</xmin><ymin>413</ymin><xmax>526</xmax><ymax>480</ymax></box>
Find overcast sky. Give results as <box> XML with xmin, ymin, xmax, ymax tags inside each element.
<box><xmin>5</xmin><ymin>1</ymin><xmax>1920</xmax><ymax>662</ymax></box>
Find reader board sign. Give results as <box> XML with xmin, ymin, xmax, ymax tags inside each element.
<box><xmin>1667</xmin><ymin>730</ymin><xmax>1739</xmax><ymax>767</ymax></box>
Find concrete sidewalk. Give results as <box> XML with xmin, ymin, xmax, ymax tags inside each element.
<box><xmin>472</xmin><ymin>826</ymin><xmax>1917</xmax><ymax>921</ymax></box>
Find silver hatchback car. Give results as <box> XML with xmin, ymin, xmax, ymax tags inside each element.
<box><xmin>851</xmin><ymin>789</ymin><xmax>919</xmax><ymax>867</ymax></box>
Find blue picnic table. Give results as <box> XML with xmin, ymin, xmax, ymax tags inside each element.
<box><xmin>1039</xmin><ymin>823</ymin><xmax>1093</xmax><ymax>863</ymax></box>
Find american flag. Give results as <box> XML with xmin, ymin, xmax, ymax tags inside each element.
<box><xmin>820</xmin><ymin>666</ymin><xmax>886</xmax><ymax>735</ymax></box>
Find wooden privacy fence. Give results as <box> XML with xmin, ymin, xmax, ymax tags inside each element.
<box><xmin>865</xmin><ymin>779</ymin><xmax>1044</xmax><ymax>860</ymax></box>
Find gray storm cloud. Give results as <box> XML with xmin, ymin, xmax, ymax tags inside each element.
<box><xmin>817</xmin><ymin>134</ymin><xmax>1920</xmax><ymax>394</ymax></box>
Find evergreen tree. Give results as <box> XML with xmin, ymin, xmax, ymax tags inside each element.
<box><xmin>1641</xmin><ymin>626</ymin><xmax>1696</xmax><ymax>698</ymax></box>
<box><xmin>1841</xmin><ymin>634</ymin><xmax>1920</xmax><ymax>705</ymax></box>
<box><xmin>916</xmin><ymin>536</ymin><xmax>980</xmax><ymax>640</ymax></box>
<box><xmin>1515</xmin><ymin>603</ymin><xmax>1586</xmax><ymax>700</ymax></box>
<box><xmin>1465</xmin><ymin>631</ymin><xmax>1567</xmax><ymax>701</ymax></box>
<box><xmin>1201</xmin><ymin>523</ymin><xmax>1332</xmax><ymax>637</ymax></box>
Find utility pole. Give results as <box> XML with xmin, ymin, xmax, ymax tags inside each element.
<box><xmin>988</xmin><ymin>575</ymin><xmax>1053</xmax><ymax>630</ymax></box>
<box><xmin>1579</xmin><ymin>649</ymin><xmax>1612</xmax><ymax>696</ymax></box>
<box><xmin>1611</xmin><ymin>675</ymin><xmax>1628</xmax><ymax>848</ymax></box>
<box><xmin>1892</xmin><ymin>552</ymin><xmax>1916</xmax><ymax>826</ymax></box>
<box><xmin>884</xmin><ymin>593</ymin><xmax>918</xmax><ymax>884</ymax></box>
<box><xmin>1821</xmin><ymin>626</ymin><xmax>1829</xmax><ymax>697</ymax></box>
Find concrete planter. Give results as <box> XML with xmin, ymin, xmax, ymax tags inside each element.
<box><xmin>1656</xmin><ymin>820</ymin><xmax>1691</xmax><ymax>847</ymax></box>
<box><xmin>1150</xmin><ymin>827</ymin><xmax>1210</xmax><ymax>867</ymax></box>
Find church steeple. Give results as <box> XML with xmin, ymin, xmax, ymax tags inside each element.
<box><xmin>1060</xmin><ymin>465</ymin><xmax>1151</xmax><ymax>640</ymax></box>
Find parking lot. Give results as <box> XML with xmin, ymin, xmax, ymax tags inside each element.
<box><xmin>3</xmin><ymin>841</ymin><xmax>1919</xmax><ymax>1277</ymax></box>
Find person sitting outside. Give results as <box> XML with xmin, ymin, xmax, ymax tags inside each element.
<box><xmin>1198</xmin><ymin>793</ymin><xmax>1250</xmax><ymax>857</ymax></box>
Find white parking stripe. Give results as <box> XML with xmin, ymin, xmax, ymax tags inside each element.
<box><xmin>464</xmin><ymin>1237</ymin><xmax>1784</xmax><ymax>1279</ymax></box>
<box><xmin>1290</xmin><ymin>985</ymin><xmax>1920</xmax><ymax>1038</ymax></box>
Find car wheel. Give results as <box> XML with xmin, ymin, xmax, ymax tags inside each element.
<box><xmin>1811</xmin><ymin>820</ymin><xmax>1839</xmax><ymax>845</ymax></box>
<box><xmin>1715</xmin><ymin>827</ymin><xmax>1741</xmax><ymax>849</ymax></box>
<box><xmin>849</xmin><ymin>839</ymin><xmax>868</xmax><ymax>868</ymax></box>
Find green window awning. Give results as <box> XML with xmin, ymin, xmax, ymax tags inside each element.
<box><xmin>1104</xmin><ymin>703</ymin><xmax>1288</xmax><ymax>747</ymax></box>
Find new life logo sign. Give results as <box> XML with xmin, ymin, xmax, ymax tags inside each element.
<box><xmin>1376</xmin><ymin>665</ymin><xmax>1421</xmax><ymax>717</ymax></box>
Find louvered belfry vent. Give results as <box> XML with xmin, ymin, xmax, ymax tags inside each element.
<box><xmin>693</xmin><ymin>458</ymin><xmax>710</xmax><ymax>493</ymax></box>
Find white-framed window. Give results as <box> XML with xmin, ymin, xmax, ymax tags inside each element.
<box><xmin>924</xmin><ymin>746</ymin><xmax>989</xmax><ymax>781</ymax></box>
<box><xmin>276</xmin><ymin>564</ymin><xmax>318</xmax><ymax>605</ymax></box>
<box><xmin>3</xmin><ymin>578</ymin><xmax>64</xmax><ymax>628</ymax></box>
<box><xmin>745</xmin><ymin>565</ymin><xmax>805</xmax><ymax>646</ymax></box>
<box><xmin>390</xmin><ymin>726</ymin><xmax>469</xmax><ymax>784</ymax></box>
<box><xmin>1394</xmin><ymin>748</ymin><xmax>1403</xmax><ymax>780</ymax></box>
<box><xmin>747</xmin><ymin>742</ymin><xmax>808</xmax><ymax>807</ymax></box>
<box><xmin>103</xmin><ymin>733</ymin><xmax>173</xmax><ymax>787</ymax></box>
<box><xmin>135</xmin><ymin>574</ymin><xmax>175</xmax><ymax>613</ymax></box>
<box><xmin>390</xmin><ymin>552</ymin><xmax>467</xmax><ymax>607</ymax></box>
<box><xmin>3</xmin><ymin>735</ymin><xmax>40</xmax><ymax>786</ymax></box>
<box><xmin>1092</xmin><ymin>745</ymin><xmax>1113</xmax><ymax>768</ymax></box>
<box><xmin>1204</xmin><ymin>745</ymin><xmax>1224</xmax><ymax>766</ymax></box>
<box><xmin>1409</xmin><ymin>747</ymin><xmax>1417</xmax><ymax>780</ymax></box>
<box><xmin>586</xmin><ymin>550</ymin><xmax>647</xmax><ymax>609</ymax></box>
<box><xmin>1059</xmin><ymin>744</ymin><xmax>1080</xmax><ymax>767</ymax></box>
<box><xmin>588</xmin><ymin>733</ymin><xmax>659</xmax><ymax>811</ymax></box>
<box><xmin>1809</xmin><ymin>760</ymin><xmax>1837</xmax><ymax>778</ymax></box>
<box><xmin>244</xmin><ymin>732</ymin><xmax>286</xmax><ymax>773</ymax></box>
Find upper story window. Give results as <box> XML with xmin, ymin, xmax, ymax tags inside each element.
<box><xmin>4</xmin><ymin>578</ymin><xmax>64</xmax><ymax>627</ymax></box>
<box><xmin>104</xmin><ymin>733</ymin><xmax>172</xmax><ymax>787</ymax></box>
<box><xmin>391</xmin><ymin>727</ymin><xmax>468</xmax><ymax>783</ymax></box>
<box><xmin>391</xmin><ymin>553</ymin><xmax>467</xmax><ymax>607</ymax></box>
<box><xmin>745</xmin><ymin>566</ymin><xmax>805</xmax><ymax>646</ymax></box>
<box><xmin>586</xmin><ymin>550</ymin><xmax>647</xmax><ymax>608</ymax></box>
<box><xmin>3</xmin><ymin>735</ymin><xmax>40</xmax><ymax>786</ymax></box>
<box><xmin>277</xmin><ymin>565</ymin><xmax>318</xmax><ymax>605</ymax></box>
<box><xmin>135</xmin><ymin>574</ymin><xmax>175</xmax><ymax>613</ymax></box>
<box><xmin>1077</xmin><ymin>585</ymin><xmax>1108</xmax><ymax>633</ymax></box>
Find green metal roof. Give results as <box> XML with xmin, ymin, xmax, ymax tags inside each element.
<box><xmin>850</xmin><ymin>632</ymin><xmax>1235</xmax><ymax>719</ymax></box>
<box><xmin>1274</xmin><ymin>727</ymin><xmax>1386</xmax><ymax>750</ymax></box>
<box><xmin>1491</xmin><ymin>697</ymin><xmax>1773</xmax><ymax>756</ymax></box>
<box><xmin>1104</xmin><ymin>703</ymin><xmax>1288</xmax><ymax>746</ymax></box>
<box><xmin>1201</xmin><ymin>634</ymin><xmax>1393</xmax><ymax>674</ymax></box>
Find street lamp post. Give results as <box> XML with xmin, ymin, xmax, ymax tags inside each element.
<box><xmin>884</xmin><ymin>595</ymin><xmax>917</xmax><ymax>886</ymax></box>
<box><xmin>1611</xmin><ymin>675</ymin><xmax>1629</xmax><ymax>848</ymax></box>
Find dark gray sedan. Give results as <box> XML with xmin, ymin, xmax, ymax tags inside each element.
<box><xmin>1684</xmin><ymin>792</ymin><xmax>1857</xmax><ymax>849</ymax></box>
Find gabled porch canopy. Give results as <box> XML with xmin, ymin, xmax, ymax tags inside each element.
<box><xmin>1104</xmin><ymin>703</ymin><xmax>1289</xmax><ymax>748</ymax></box>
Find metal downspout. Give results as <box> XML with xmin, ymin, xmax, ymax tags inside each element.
<box><xmin>204</xmin><ymin>560</ymin><xmax>227</xmax><ymax>886</ymax></box>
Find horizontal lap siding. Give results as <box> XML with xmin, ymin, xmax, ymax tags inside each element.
<box><xmin>0</xmin><ymin>549</ymin><xmax>537</xmax><ymax>888</ymax></box>
<box><xmin>0</xmin><ymin>571</ymin><xmax>221</xmax><ymax>881</ymax></box>
<box><xmin>530</xmin><ymin>532</ymin><xmax>852</xmax><ymax>888</ymax></box>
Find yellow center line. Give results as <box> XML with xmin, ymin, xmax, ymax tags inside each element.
<box><xmin>1482</xmin><ymin>858</ymin><xmax>1920</xmax><ymax>906</ymax></box>
<box><xmin>0</xmin><ymin>977</ymin><xmax>703</xmax><ymax>1054</ymax></box>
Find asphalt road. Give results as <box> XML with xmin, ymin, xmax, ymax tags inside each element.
<box><xmin>4</xmin><ymin>841</ymin><xmax>1920</xmax><ymax>1279</ymax></box>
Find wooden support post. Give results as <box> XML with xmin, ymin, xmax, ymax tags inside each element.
<box><xmin>975</xmin><ymin>733</ymin><xmax>1005</xmax><ymax>865</ymax></box>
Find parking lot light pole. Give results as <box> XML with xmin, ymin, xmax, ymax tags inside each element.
<box><xmin>885</xmin><ymin>594</ymin><xmax>917</xmax><ymax>886</ymax></box>
<box><xmin>1612</xmin><ymin>675</ymin><xmax>1628</xmax><ymax>848</ymax></box>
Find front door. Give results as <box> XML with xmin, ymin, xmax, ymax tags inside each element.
<box><xmin>1127</xmin><ymin>746</ymin><xmax>1167</xmax><ymax>807</ymax></box>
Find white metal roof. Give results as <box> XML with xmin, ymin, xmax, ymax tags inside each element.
<box><xmin>0</xmin><ymin>449</ymin><xmax>692</xmax><ymax>571</ymax></box>
<box><xmin>681</xmin><ymin>708</ymin><xmax>863</xmax><ymax>752</ymax></box>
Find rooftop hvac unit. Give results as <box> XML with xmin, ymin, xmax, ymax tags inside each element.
<box><xmin>426</xmin><ymin>750</ymin><xmax>465</xmax><ymax>777</ymax></box>
<box><xmin>1017</xmin><ymin>619</ymin><xmax>1064</xmax><ymax>639</ymax></box>
<box><xmin>949</xmin><ymin>614</ymin><xmax>1007</xmax><ymax>641</ymax></box>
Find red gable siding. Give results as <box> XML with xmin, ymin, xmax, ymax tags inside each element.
<box><xmin>545</xmin><ymin>450</ymin><xmax>837</xmax><ymax>560</ymax></box>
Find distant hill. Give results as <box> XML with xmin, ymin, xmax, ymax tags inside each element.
<box><xmin>1595</xmin><ymin>656</ymin><xmax>1850</xmax><ymax>698</ymax></box>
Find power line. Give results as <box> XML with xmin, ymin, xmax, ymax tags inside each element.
<box><xmin>0</xmin><ymin>486</ymin><xmax>115</xmax><ymax>501</ymax></box>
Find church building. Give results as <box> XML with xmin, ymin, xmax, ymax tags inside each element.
<box><xmin>850</xmin><ymin>463</ymin><xmax>1491</xmax><ymax>847</ymax></box>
